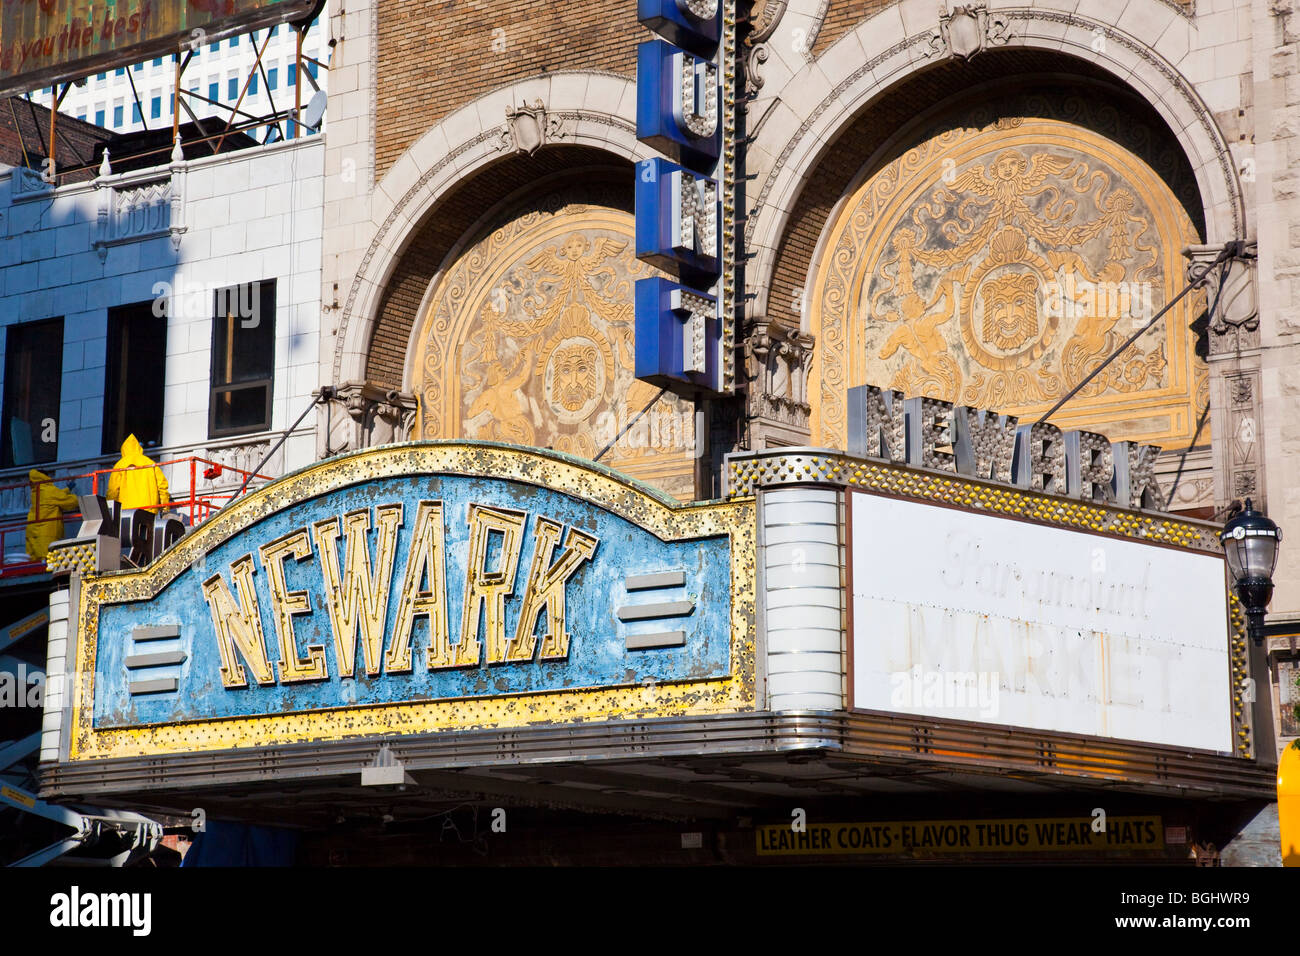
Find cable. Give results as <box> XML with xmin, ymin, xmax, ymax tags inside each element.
<box><xmin>1036</xmin><ymin>241</ymin><xmax>1242</xmax><ymax>426</ymax></box>
<box><xmin>231</xmin><ymin>388</ymin><xmax>332</xmax><ymax>501</ymax></box>
<box><xmin>593</xmin><ymin>387</ymin><xmax>668</xmax><ymax>462</ymax></box>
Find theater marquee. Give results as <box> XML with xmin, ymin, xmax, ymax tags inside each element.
<box><xmin>61</xmin><ymin>443</ymin><xmax>756</xmax><ymax>761</ymax></box>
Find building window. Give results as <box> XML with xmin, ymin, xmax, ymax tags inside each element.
<box><xmin>113</xmin><ymin>104</ymin><xmax>123</xmax><ymax>126</ymax></box>
<box><xmin>96</xmin><ymin>72</ymin><xmax>106</xmax><ymax>81</ymax></box>
<box><xmin>267</xmin><ymin>67</ymin><xmax>278</xmax><ymax>91</ymax></box>
<box><xmin>209</xmin><ymin>281</ymin><xmax>275</xmax><ymax>438</ymax></box>
<box><xmin>115</xmin><ymin>67</ymin><xmax>124</xmax><ymax>76</ymax></box>
<box><xmin>76</xmin><ymin>114</ymin><xmax>86</xmax><ymax>123</ymax></box>
<box><xmin>249</xmin><ymin>73</ymin><xmax>258</xmax><ymax>95</ymax></box>
<box><xmin>2</xmin><ymin>318</ymin><xmax>63</xmax><ymax>468</ymax></box>
<box><xmin>95</xmin><ymin>109</ymin><xmax>105</xmax><ymax>127</ymax></box>
<box><xmin>131</xmin><ymin>103</ymin><xmax>142</xmax><ymax>123</ymax></box>
<box><xmin>209</xmin><ymin>42</ymin><xmax>218</xmax><ymax>53</ymax></box>
<box><xmin>208</xmin><ymin>81</ymin><xmax>218</xmax><ymax>103</ymax></box>
<box><xmin>133</xmin><ymin>62</ymin><xmax>143</xmax><ymax>72</ymax></box>
<box><xmin>230</xmin><ymin>35</ymin><xmax>239</xmax><ymax>47</ymax></box>
<box><xmin>227</xmin><ymin>76</ymin><xmax>237</xmax><ymax>100</ymax></box>
<box><xmin>306</xmin><ymin>61</ymin><xmax>317</xmax><ymax>80</ymax></box>
<box><xmin>150</xmin><ymin>96</ymin><xmax>161</xmax><ymax>119</ymax></box>
<box><xmin>287</xmin><ymin>63</ymin><xmax>297</xmax><ymax>87</ymax></box>
<box><xmin>103</xmin><ymin>302</ymin><xmax>167</xmax><ymax>455</ymax></box>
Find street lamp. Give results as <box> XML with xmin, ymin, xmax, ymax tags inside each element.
<box><xmin>1220</xmin><ymin>499</ymin><xmax>1283</xmax><ymax>646</ymax></box>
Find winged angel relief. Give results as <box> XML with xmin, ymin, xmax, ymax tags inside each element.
<box><xmin>870</xmin><ymin>148</ymin><xmax>1167</xmax><ymax>408</ymax></box>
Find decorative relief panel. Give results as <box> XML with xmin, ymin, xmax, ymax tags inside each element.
<box><xmin>808</xmin><ymin>95</ymin><xmax>1208</xmax><ymax>454</ymax></box>
<box><xmin>411</xmin><ymin>184</ymin><xmax>696</xmax><ymax>500</ymax></box>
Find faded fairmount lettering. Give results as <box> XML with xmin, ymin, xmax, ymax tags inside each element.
<box><xmin>847</xmin><ymin>384</ymin><xmax>1166</xmax><ymax>510</ymax></box>
<box><xmin>201</xmin><ymin>501</ymin><xmax>599</xmax><ymax>689</ymax></box>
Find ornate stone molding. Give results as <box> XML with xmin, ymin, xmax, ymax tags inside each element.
<box><xmin>922</xmin><ymin>3</ymin><xmax>1014</xmax><ymax>61</ymax></box>
<box><xmin>10</xmin><ymin>165</ymin><xmax>53</xmax><ymax>199</ymax></box>
<box><xmin>1185</xmin><ymin>242</ymin><xmax>1260</xmax><ymax>354</ymax></box>
<box><xmin>745</xmin><ymin>316</ymin><xmax>814</xmax><ymax>440</ymax></box>
<box><xmin>1220</xmin><ymin>368</ymin><xmax>1265</xmax><ymax>506</ymax></box>
<box><xmin>496</xmin><ymin>100</ymin><xmax>567</xmax><ymax>155</ymax></box>
<box><xmin>742</xmin><ymin>0</ymin><xmax>789</xmax><ymax>96</ymax></box>
<box><xmin>91</xmin><ymin>140</ymin><xmax>187</xmax><ymax>261</ymax></box>
<box><xmin>321</xmin><ymin>381</ymin><xmax>419</xmax><ymax>456</ymax></box>
<box><xmin>744</xmin><ymin>2</ymin><xmax>1247</xmax><ymax>318</ymax></box>
<box><xmin>331</xmin><ymin>73</ymin><xmax>640</xmax><ymax>387</ymax></box>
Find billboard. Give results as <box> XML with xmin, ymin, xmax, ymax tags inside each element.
<box><xmin>59</xmin><ymin>443</ymin><xmax>756</xmax><ymax>761</ymax></box>
<box><xmin>0</xmin><ymin>0</ymin><xmax>319</xmax><ymax>97</ymax></box>
<box><xmin>848</xmin><ymin>488</ymin><xmax>1234</xmax><ymax>752</ymax></box>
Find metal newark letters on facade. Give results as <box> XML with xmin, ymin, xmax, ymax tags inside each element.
<box><xmin>633</xmin><ymin>0</ymin><xmax>734</xmax><ymax>395</ymax></box>
<box><xmin>0</xmin><ymin>0</ymin><xmax>317</xmax><ymax>96</ymax></box>
<box><xmin>62</xmin><ymin>443</ymin><xmax>756</xmax><ymax>760</ymax></box>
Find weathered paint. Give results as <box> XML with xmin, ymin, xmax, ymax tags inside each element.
<box><xmin>68</xmin><ymin>442</ymin><xmax>756</xmax><ymax>760</ymax></box>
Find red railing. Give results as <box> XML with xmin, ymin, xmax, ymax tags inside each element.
<box><xmin>0</xmin><ymin>456</ymin><xmax>272</xmax><ymax>577</ymax></box>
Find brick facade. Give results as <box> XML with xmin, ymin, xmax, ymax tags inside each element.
<box><xmin>0</xmin><ymin>98</ymin><xmax>110</xmax><ymax>184</ymax></box>
<box><xmin>374</xmin><ymin>0</ymin><xmax>641</xmax><ymax>178</ymax></box>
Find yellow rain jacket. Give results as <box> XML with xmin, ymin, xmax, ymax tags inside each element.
<box><xmin>106</xmin><ymin>434</ymin><xmax>170</xmax><ymax>510</ymax></box>
<box><xmin>1282</xmin><ymin>742</ymin><xmax>1300</xmax><ymax>866</ymax></box>
<box><xmin>25</xmin><ymin>469</ymin><xmax>80</xmax><ymax>560</ymax></box>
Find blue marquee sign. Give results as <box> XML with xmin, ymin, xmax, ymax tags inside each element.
<box><xmin>635</xmin><ymin>157</ymin><xmax>720</xmax><ymax>277</ymax></box>
<box><xmin>633</xmin><ymin>0</ymin><xmax>728</xmax><ymax>396</ymax></box>
<box><xmin>64</xmin><ymin>444</ymin><xmax>757</xmax><ymax>759</ymax></box>
<box><xmin>636</xmin><ymin>0</ymin><xmax>720</xmax><ymax>53</ymax></box>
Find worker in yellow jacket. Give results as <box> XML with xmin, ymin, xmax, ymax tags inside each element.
<box><xmin>107</xmin><ymin>434</ymin><xmax>170</xmax><ymax>510</ymax></box>
<box><xmin>25</xmin><ymin>469</ymin><xmax>80</xmax><ymax>561</ymax></box>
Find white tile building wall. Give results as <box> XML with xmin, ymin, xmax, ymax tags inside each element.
<box><xmin>0</xmin><ymin>135</ymin><xmax>324</xmax><ymax>518</ymax></box>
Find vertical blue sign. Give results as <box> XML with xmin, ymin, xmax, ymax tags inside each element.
<box><xmin>634</xmin><ymin>0</ymin><xmax>726</xmax><ymax>396</ymax></box>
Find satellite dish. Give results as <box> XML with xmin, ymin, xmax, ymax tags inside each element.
<box><xmin>302</xmin><ymin>90</ymin><xmax>327</xmax><ymax>131</ymax></box>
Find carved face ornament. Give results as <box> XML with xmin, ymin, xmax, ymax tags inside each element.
<box><xmin>980</xmin><ymin>272</ymin><xmax>1040</xmax><ymax>351</ymax></box>
<box><xmin>553</xmin><ymin>344</ymin><xmax>600</xmax><ymax>412</ymax></box>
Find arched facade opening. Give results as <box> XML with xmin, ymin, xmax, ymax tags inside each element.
<box><xmin>804</xmin><ymin>76</ymin><xmax>1208</xmax><ymax>455</ymax></box>
<box><xmin>360</xmin><ymin>150</ymin><xmax>697</xmax><ymax>501</ymax></box>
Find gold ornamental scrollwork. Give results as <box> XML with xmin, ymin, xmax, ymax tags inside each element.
<box><xmin>809</xmin><ymin>103</ymin><xmax>1207</xmax><ymax>451</ymax></box>
<box><xmin>413</xmin><ymin>184</ymin><xmax>697</xmax><ymax>500</ymax></box>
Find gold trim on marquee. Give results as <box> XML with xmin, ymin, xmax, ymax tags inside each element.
<box><xmin>67</xmin><ymin>442</ymin><xmax>757</xmax><ymax>761</ymax></box>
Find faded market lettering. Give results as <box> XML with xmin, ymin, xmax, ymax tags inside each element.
<box><xmin>201</xmin><ymin>501</ymin><xmax>600</xmax><ymax>689</ymax></box>
<box><xmin>756</xmin><ymin>816</ymin><xmax>1163</xmax><ymax>856</ymax></box>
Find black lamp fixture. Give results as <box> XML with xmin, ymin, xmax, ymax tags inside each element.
<box><xmin>1220</xmin><ymin>499</ymin><xmax>1283</xmax><ymax>646</ymax></box>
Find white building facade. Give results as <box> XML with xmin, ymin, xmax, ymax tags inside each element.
<box><xmin>0</xmin><ymin>134</ymin><xmax>323</xmax><ymax>565</ymax></box>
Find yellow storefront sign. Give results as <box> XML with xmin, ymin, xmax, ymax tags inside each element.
<box><xmin>756</xmin><ymin>816</ymin><xmax>1164</xmax><ymax>856</ymax></box>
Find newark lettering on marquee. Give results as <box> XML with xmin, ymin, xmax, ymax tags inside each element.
<box><xmin>202</xmin><ymin>501</ymin><xmax>599</xmax><ymax>689</ymax></box>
